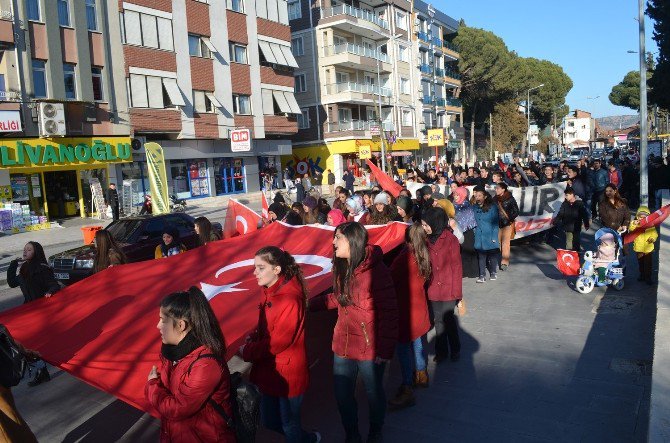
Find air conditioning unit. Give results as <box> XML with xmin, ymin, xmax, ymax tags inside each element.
<box><xmin>38</xmin><ymin>102</ymin><xmax>66</xmax><ymax>137</ymax></box>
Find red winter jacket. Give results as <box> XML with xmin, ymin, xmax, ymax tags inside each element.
<box><xmin>242</xmin><ymin>276</ymin><xmax>309</xmax><ymax>398</ymax></box>
<box><xmin>426</xmin><ymin>230</ymin><xmax>463</xmax><ymax>302</ymax></box>
<box><xmin>390</xmin><ymin>247</ymin><xmax>432</xmax><ymax>343</ymax></box>
<box><xmin>312</xmin><ymin>245</ymin><xmax>398</xmax><ymax>361</ymax></box>
<box><xmin>145</xmin><ymin>345</ymin><xmax>236</xmax><ymax>443</ymax></box>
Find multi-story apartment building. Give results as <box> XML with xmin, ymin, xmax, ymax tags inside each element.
<box><xmin>120</xmin><ymin>0</ymin><xmax>300</xmax><ymax>199</ymax></box>
<box><xmin>287</xmin><ymin>0</ymin><xmax>421</xmax><ymax>179</ymax></box>
<box><xmin>562</xmin><ymin>109</ymin><xmax>595</xmax><ymax>149</ymax></box>
<box><xmin>0</xmin><ymin>0</ymin><xmax>132</xmax><ymax>221</ymax></box>
<box><xmin>412</xmin><ymin>0</ymin><xmax>462</xmax><ymax>162</ymax></box>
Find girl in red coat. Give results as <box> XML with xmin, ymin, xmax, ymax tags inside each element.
<box><xmin>421</xmin><ymin>207</ymin><xmax>463</xmax><ymax>364</ymax></box>
<box><xmin>311</xmin><ymin>222</ymin><xmax>398</xmax><ymax>443</ymax></box>
<box><xmin>239</xmin><ymin>246</ymin><xmax>320</xmax><ymax>443</ymax></box>
<box><xmin>388</xmin><ymin>223</ymin><xmax>432</xmax><ymax>410</ymax></box>
<box><xmin>145</xmin><ymin>287</ymin><xmax>236</xmax><ymax>442</ymax></box>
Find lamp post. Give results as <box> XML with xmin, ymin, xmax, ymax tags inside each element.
<box><xmin>525</xmin><ymin>84</ymin><xmax>544</xmax><ymax>157</ymax></box>
<box><xmin>637</xmin><ymin>0</ymin><xmax>649</xmax><ymax>206</ymax></box>
<box><xmin>377</xmin><ymin>34</ymin><xmax>401</xmax><ymax>174</ymax></box>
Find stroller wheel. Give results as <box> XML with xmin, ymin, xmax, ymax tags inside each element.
<box><xmin>612</xmin><ymin>279</ymin><xmax>625</xmax><ymax>291</ymax></box>
<box><xmin>576</xmin><ymin>276</ymin><xmax>595</xmax><ymax>294</ymax></box>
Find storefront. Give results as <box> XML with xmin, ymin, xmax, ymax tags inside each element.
<box><xmin>0</xmin><ymin>137</ymin><xmax>132</xmax><ymax>227</ymax></box>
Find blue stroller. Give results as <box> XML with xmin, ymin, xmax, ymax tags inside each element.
<box><xmin>575</xmin><ymin>227</ymin><xmax>626</xmax><ymax>294</ymax></box>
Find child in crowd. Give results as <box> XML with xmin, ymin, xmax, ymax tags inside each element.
<box><xmin>629</xmin><ymin>206</ymin><xmax>658</xmax><ymax>284</ymax></box>
<box><xmin>593</xmin><ymin>232</ymin><xmax>617</xmax><ymax>283</ymax></box>
<box><xmin>553</xmin><ymin>187</ymin><xmax>590</xmax><ymax>251</ymax></box>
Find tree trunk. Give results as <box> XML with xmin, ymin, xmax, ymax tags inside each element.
<box><xmin>469</xmin><ymin>103</ymin><xmax>477</xmax><ymax>161</ymax></box>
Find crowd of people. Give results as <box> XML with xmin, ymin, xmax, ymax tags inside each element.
<box><xmin>3</xmin><ymin>149</ymin><xmax>666</xmax><ymax>442</ymax></box>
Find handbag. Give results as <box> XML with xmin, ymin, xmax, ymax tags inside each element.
<box><xmin>456</xmin><ymin>299</ymin><xmax>467</xmax><ymax>316</ymax></box>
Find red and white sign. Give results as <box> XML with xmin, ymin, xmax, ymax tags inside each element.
<box><xmin>0</xmin><ymin>110</ymin><xmax>22</xmax><ymax>132</ymax></box>
<box><xmin>230</xmin><ymin>128</ymin><xmax>251</xmax><ymax>152</ymax></box>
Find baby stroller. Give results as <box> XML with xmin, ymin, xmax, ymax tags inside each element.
<box><xmin>575</xmin><ymin>227</ymin><xmax>626</xmax><ymax>294</ymax></box>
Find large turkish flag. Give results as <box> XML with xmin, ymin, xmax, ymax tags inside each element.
<box><xmin>0</xmin><ymin>222</ymin><xmax>406</xmax><ymax>416</ymax></box>
<box><xmin>222</xmin><ymin>199</ymin><xmax>262</xmax><ymax>238</ymax></box>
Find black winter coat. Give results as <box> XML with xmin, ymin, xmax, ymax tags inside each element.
<box><xmin>495</xmin><ymin>191</ymin><xmax>519</xmax><ymax>228</ymax></box>
<box><xmin>554</xmin><ymin>200</ymin><xmax>589</xmax><ymax>233</ymax></box>
<box><xmin>7</xmin><ymin>260</ymin><xmax>61</xmax><ymax>304</ymax></box>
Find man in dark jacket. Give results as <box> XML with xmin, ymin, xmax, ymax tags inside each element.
<box><xmin>494</xmin><ymin>182</ymin><xmax>519</xmax><ymax>270</ymax></box>
<box><xmin>105</xmin><ymin>183</ymin><xmax>120</xmax><ymax>221</ymax></box>
<box><xmin>327</xmin><ymin>169</ymin><xmax>335</xmax><ymax>195</ymax></box>
<box><xmin>553</xmin><ymin>187</ymin><xmax>590</xmax><ymax>251</ymax></box>
<box><xmin>343</xmin><ymin>169</ymin><xmax>355</xmax><ymax>193</ymax></box>
<box><xmin>587</xmin><ymin>159</ymin><xmax>608</xmax><ymax>220</ymax></box>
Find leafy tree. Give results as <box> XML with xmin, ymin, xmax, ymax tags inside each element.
<box><xmin>490</xmin><ymin>100</ymin><xmax>527</xmax><ymax>153</ymax></box>
<box><xmin>609</xmin><ymin>70</ymin><xmax>651</xmax><ymax>110</ymax></box>
<box><xmin>516</xmin><ymin>58</ymin><xmax>573</xmax><ymax>129</ymax></box>
<box><xmin>648</xmin><ymin>0</ymin><xmax>670</xmax><ymax>110</ymax></box>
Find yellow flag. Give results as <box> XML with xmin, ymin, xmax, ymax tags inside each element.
<box><xmin>145</xmin><ymin>142</ymin><xmax>170</xmax><ymax>214</ymax></box>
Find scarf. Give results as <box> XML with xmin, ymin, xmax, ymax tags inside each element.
<box><xmin>454</xmin><ymin>200</ymin><xmax>477</xmax><ymax>232</ymax></box>
<box><xmin>161</xmin><ymin>331</ymin><xmax>200</xmax><ymax>362</ymax></box>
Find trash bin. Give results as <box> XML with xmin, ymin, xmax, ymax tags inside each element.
<box><xmin>81</xmin><ymin>226</ymin><xmax>103</xmax><ymax>245</ymax></box>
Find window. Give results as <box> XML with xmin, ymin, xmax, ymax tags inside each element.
<box><xmin>227</xmin><ymin>0</ymin><xmax>245</xmax><ymax>13</ymax></box>
<box><xmin>288</xmin><ymin>0</ymin><xmax>301</xmax><ymax>20</ymax></box>
<box><xmin>188</xmin><ymin>34</ymin><xmax>211</xmax><ymax>58</ymax></box>
<box><xmin>402</xmin><ymin>109</ymin><xmax>411</xmax><ymax>126</ymax></box>
<box><xmin>129</xmin><ymin>74</ymin><xmax>185</xmax><ymax>108</ymax></box>
<box><xmin>338</xmin><ymin>108</ymin><xmax>351</xmax><ymax>122</ymax></box>
<box><xmin>26</xmin><ymin>0</ymin><xmax>40</xmax><ymax>21</ymax></box>
<box><xmin>400</xmin><ymin>77</ymin><xmax>409</xmax><ymax>94</ymax></box>
<box><xmin>395</xmin><ymin>11</ymin><xmax>406</xmax><ymax>30</ymax></box>
<box><xmin>32</xmin><ymin>60</ymin><xmax>46</xmax><ymax>98</ymax></box>
<box><xmin>297</xmin><ymin>108</ymin><xmax>309</xmax><ymax>129</ymax></box>
<box><xmin>398</xmin><ymin>45</ymin><xmax>408</xmax><ymax>62</ymax></box>
<box><xmin>229</xmin><ymin>43</ymin><xmax>247</xmax><ymax>64</ymax></box>
<box><xmin>92</xmin><ymin>67</ymin><xmax>103</xmax><ymax>101</ymax></box>
<box><xmin>63</xmin><ymin>63</ymin><xmax>76</xmax><ymax>99</ymax></box>
<box><xmin>193</xmin><ymin>90</ymin><xmax>214</xmax><ymax>113</ymax></box>
<box><xmin>257</xmin><ymin>0</ymin><xmax>289</xmax><ymax>25</ymax></box>
<box><xmin>121</xmin><ymin>10</ymin><xmax>174</xmax><ymax>51</ymax></box>
<box><xmin>58</xmin><ymin>0</ymin><xmax>70</xmax><ymax>26</ymax></box>
<box><xmin>86</xmin><ymin>0</ymin><xmax>97</xmax><ymax>30</ymax></box>
<box><xmin>294</xmin><ymin>73</ymin><xmax>306</xmax><ymax>93</ymax></box>
<box><xmin>233</xmin><ymin>94</ymin><xmax>251</xmax><ymax>114</ymax></box>
<box><xmin>291</xmin><ymin>36</ymin><xmax>304</xmax><ymax>56</ymax></box>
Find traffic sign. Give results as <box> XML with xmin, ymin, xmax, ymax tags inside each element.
<box><xmin>231</xmin><ymin>128</ymin><xmax>251</xmax><ymax>152</ymax></box>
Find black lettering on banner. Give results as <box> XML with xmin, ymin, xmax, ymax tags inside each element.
<box><xmin>538</xmin><ymin>187</ymin><xmax>560</xmax><ymax>215</ymax></box>
<box><xmin>518</xmin><ymin>187</ymin><xmax>538</xmax><ymax>216</ymax></box>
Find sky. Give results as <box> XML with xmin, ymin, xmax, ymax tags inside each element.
<box><xmin>439</xmin><ymin>0</ymin><xmax>659</xmax><ymax>119</ymax></box>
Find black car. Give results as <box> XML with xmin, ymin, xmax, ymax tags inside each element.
<box><xmin>49</xmin><ymin>213</ymin><xmax>208</xmax><ymax>285</ymax></box>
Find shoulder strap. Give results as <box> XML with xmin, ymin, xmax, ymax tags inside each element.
<box><xmin>187</xmin><ymin>353</ymin><xmax>235</xmax><ymax>429</ymax></box>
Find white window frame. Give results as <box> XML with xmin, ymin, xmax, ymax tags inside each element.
<box><xmin>400</xmin><ymin>77</ymin><xmax>409</xmax><ymax>94</ymax></box>
<box><xmin>230</xmin><ymin>42</ymin><xmax>248</xmax><ymax>64</ymax></box>
<box><xmin>395</xmin><ymin>11</ymin><xmax>406</xmax><ymax>31</ymax></box>
<box><xmin>398</xmin><ymin>44</ymin><xmax>408</xmax><ymax>62</ymax></box>
<box><xmin>188</xmin><ymin>34</ymin><xmax>212</xmax><ymax>58</ymax></box>
<box><xmin>338</xmin><ymin>108</ymin><xmax>352</xmax><ymax>123</ymax></box>
<box><xmin>233</xmin><ymin>94</ymin><xmax>252</xmax><ymax>115</ymax></box>
<box><xmin>26</xmin><ymin>0</ymin><xmax>41</xmax><ymax>21</ymax></box>
<box><xmin>193</xmin><ymin>90</ymin><xmax>215</xmax><ymax>113</ymax></box>
<box><xmin>297</xmin><ymin>108</ymin><xmax>309</xmax><ymax>129</ymax></box>
<box><xmin>288</xmin><ymin>0</ymin><xmax>301</xmax><ymax>20</ymax></box>
<box><xmin>227</xmin><ymin>0</ymin><xmax>245</xmax><ymax>13</ymax></box>
<box><xmin>291</xmin><ymin>36</ymin><xmax>304</xmax><ymax>56</ymax></box>
<box><xmin>294</xmin><ymin>73</ymin><xmax>306</xmax><ymax>93</ymax></box>
<box><xmin>128</xmin><ymin>73</ymin><xmax>183</xmax><ymax>109</ymax></box>
<box><xmin>402</xmin><ymin>109</ymin><xmax>411</xmax><ymax>126</ymax></box>
<box><xmin>121</xmin><ymin>10</ymin><xmax>174</xmax><ymax>51</ymax></box>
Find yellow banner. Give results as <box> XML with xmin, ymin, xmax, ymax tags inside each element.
<box><xmin>428</xmin><ymin>129</ymin><xmax>445</xmax><ymax>147</ymax></box>
<box><xmin>358</xmin><ymin>145</ymin><xmax>372</xmax><ymax>159</ymax></box>
<box><xmin>145</xmin><ymin>142</ymin><xmax>170</xmax><ymax>215</ymax></box>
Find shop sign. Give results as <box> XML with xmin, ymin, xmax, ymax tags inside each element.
<box><xmin>231</xmin><ymin>129</ymin><xmax>251</xmax><ymax>152</ymax></box>
<box><xmin>358</xmin><ymin>145</ymin><xmax>371</xmax><ymax>159</ymax></box>
<box><xmin>0</xmin><ymin>111</ymin><xmax>21</xmax><ymax>132</ymax></box>
<box><xmin>427</xmin><ymin>129</ymin><xmax>445</xmax><ymax>147</ymax></box>
<box><xmin>0</xmin><ymin>139</ymin><xmax>132</xmax><ymax>168</ymax></box>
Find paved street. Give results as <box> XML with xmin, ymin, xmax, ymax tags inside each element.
<box><xmin>3</xmin><ymin>226</ymin><xmax>655</xmax><ymax>442</ymax></box>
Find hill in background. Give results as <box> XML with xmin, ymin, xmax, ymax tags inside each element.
<box><xmin>596</xmin><ymin>115</ymin><xmax>639</xmax><ymax>130</ymax></box>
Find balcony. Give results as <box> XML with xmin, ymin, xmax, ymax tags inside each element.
<box><xmin>322</xmin><ymin>43</ymin><xmax>392</xmax><ymax>72</ymax></box>
<box><xmin>325</xmin><ymin>120</ymin><xmax>393</xmax><ymax>136</ymax></box>
<box><xmin>432</xmin><ymin>36</ymin><xmax>443</xmax><ymax>47</ymax></box>
<box><xmin>444</xmin><ymin>68</ymin><xmax>461</xmax><ymax>86</ymax></box>
<box><xmin>435</xmin><ymin>98</ymin><xmax>446</xmax><ymax>107</ymax></box>
<box><xmin>321</xmin><ymin>5</ymin><xmax>390</xmax><ymax>34</ymax></box>
<box><xmin>323</xmin><ymin>82</ymin><xmax>392</xmax><ymax>105</ymax></box>
<box><xmin>443</xmin><ymin>40</ymin><xmax>459</xmax><ymax>60</ymax></box>
<box><xmin>421</xmin><ymin>96</ymin><xmax>432</xmax><ymax>105</ymax></box>
<box><xmin>418</xmin><ymin>31</ymin><xmax>430</xmax><ymax>44</ymax></box>
<box><xmin>446</xmin><ymin>97</ymin><xmax>462</xmax><ymax>114</ymax></box>
<box><xmin>419</xmin><ymin>63</ymin><xmax>432</xmax><ymax>75</ymax></box>
<box><xmin>434</xmin><ymin>67</ymin><xmax>445</xmax><ymax>77</ymax></box>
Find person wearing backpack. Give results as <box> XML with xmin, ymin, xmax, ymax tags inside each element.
<box><xmin>0</xmin><ymin>325</ymin><xmax>39</xmax><ymax>442</ymax></box>
<box><xmin>145</xmin><ymin>287</ymin><xmax>236</xmax><ymax>442</ymax></box>
<box><xmin>6</xmin><ymin>241</ymin><xmax>60</xmax><ymax>387</ymax></box>
<box><xmin>239</xmin><ymin>247</ymin><xmax>320</xmax><ymax>443</ymax></box>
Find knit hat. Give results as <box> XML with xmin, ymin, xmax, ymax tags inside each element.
<box><xmin>420</xmin><ymin>185</ymin><xmax>432</xmax><ymax>196</ymax></box>
<box><xmin>452</xmin><ymin>186</ymin><xmax>469</xmax><ymax>205</ymax></box>
<box><xmin>435</xmin><ymin>199</ymin><xmax>456</xmax><ymax>219</ymax></box>
<box><xmin>327</xmin><ymin>209</ymin><xmax>346</xmax><ymax>227</ymax></box>
<box><xmin>374</xmin><ymin>192</ymin><xmax>389</xmax><ymax>205</ymax></box>
<box><xmin>302</xmin><ymin>196</ymin><xmax>318</xmax><ymax>210</ymax></box>
<box><xmin>422</xmin><ymin>206</ymin><xmax>448</xmax><ymax>243</ymax></box>
<box><xmin>273</xmin><ymin>193</ymin><xmax>285</xmax><ymax>204</ymax></box>
<box><xmin>345</xmin><ymin>195</ymin><xmax>364</xmax><ymax>215</ymax></box>
<box><xmin>636</xmin><ymin>206</ymin><xmax>650</xmax><ymax>217</ymax></box>
<box><xmin>268</xmin><ymin>202</ymin><xmax>287</xmax><ymax>220</ymax></box>
<box><xmin>396</xmin><ymin>196</ymin><xmax>413</xmax><ymax>215</ymax></box>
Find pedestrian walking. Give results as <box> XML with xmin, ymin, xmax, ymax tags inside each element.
<box><xmin>295</xmin><ymin>178</ymin><xmax>306</xmax><ymax>204</ymax></box>
<box><xmin>105</xmin><ymin>182</ymin><xmax>120</xmax><ymax>221</ymax></box>
<box><xmin>154</xmin><ymin>227</ymin><xmax>187</xmax><ymax>258</ymax></box>
<box><xmin>343</xmin><ymin>170</ymin><xmax>355</xmax><ymax>194</ymax></box>
<box><xmin>588</xmin><ymin>159</ymin><xmax>608</xmax><ymax>221</ymax></box>
<box><xmin>240</xmin><ymin>247</ymin><xmax>321</xmax><ymax>443</ymax></box>
<box><xmin>629</xmin><ymin>206</ymin><xmax>658</xmax><ymax>284</ymax></box>
<box><xmin>327</xmin><ymin>169</ymin><xmax>336</xmax><ymax>196</ymax></box>
<box><xmin>313</xmin><ymin>170</ymin><xmax>323</xmax><ymax>196</ymax></box>
<box><xmin>93</xmin><ymin>230</ymin><xmax>128</xmax><ymax>273</ymax></box>
<box><xmin>146</xmin><ymin>287</ymin><xmax>236</xmax><ymax>442</ymax></box>
<box><xmin>494</xmin><ymin>182</ymin><xmax>519</xmax><ymax>271</ymax></box>
<box><xmin>553</xmin><ymin>188</ymin><xmax>589</xmax><ymax>251</ymax></box>
<box><xmin>6</xmin><ymin>241</ymin><xmax>60</xmax><ymax>387</ymax></box>
<box><xmin>472</xmin><ymin>185</ymin><xmax>500</xmax><ymax>283</ymax></box>
<box><xmin>452</xmin><ymin>187</ymin><xmax>479</xmax><ymax>278</ymax></box>
<box><xmin>421</xmin><ymin>207</ymin><xmax>463</xmax><ymax>363</ymax></box>
<box><xmin>598</xmin><ymin>184</ymin><xmax>631</xmax><ymax>232</ymax></box>
<box><xmin>194</xmin><ymin>216</ymin><xmax>220</xmax><ymax>246</ymax></box>
<box><xmin>311</xmin><ymin>222</ymin><xmax>398</xmax><ymax>443</ymax></box>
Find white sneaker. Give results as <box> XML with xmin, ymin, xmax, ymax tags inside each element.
<box><xmin>476</xmin><ymin>277</ymin><xmax>486</xmax><ymax>283</ymax></box>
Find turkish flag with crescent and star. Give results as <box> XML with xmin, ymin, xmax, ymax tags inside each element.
<box><xmin>222</xmin><ymin>198</ymin><xmax>262</xmax><ymax>238</ymax></box>
<box><xmin>556</xmin><ymin>249</ymin><xmax>581</xmax><ymax>276</ymax></box>
<box><xmin>623</xmin><ymin>203</ymin><xmax>670</xmax><ymax>245</ymax></box>
<box><xmin>0</xmin><ymin>221</ymin><xmax>407</xmax><ymax>416</ymax></box>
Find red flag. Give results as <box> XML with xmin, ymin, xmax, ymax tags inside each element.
<box><xmin>0</xmin><ymin>222</ymin><xmax>406</xmax><ymax>416</ymax></box>
<box><xmin>624</xmin><ymin>203</ymin><xmax>670</xmax><ymax>244</ymax></box>
<box><xmin>222</xmin><ymin>199</ymin><xmax>262</xmax><ymax>238</ymax></box>
<box><xmin>365</xmin><ymin>159</ymin><xmax>403</xmax><ymax>197</ymax></box>
<box><xmin>261</xmin><ymin>192</ymin><xmax>269</xmax><ymax>219</ymax></box>
<box><xmin>557</xmin><ymin>249</ymin><xmax>580</xmax><ymax>276</ymax></box>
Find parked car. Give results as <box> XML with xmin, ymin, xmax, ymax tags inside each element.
<box><xmin>567</xmin><ymin>149</ymin><xmax>589</xmax><ymax>162</ymax></box>
<box><xmin>49</xmin><ymin>213</ymin><xmax>221</xmax><ymax>285</ymax></box>
<box><xmin>591</xmin><ymin>149</ymin><xmax>605</xmax><ymax>160</ymax></box>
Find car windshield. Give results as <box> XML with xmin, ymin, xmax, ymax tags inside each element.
<box><xmin>106</xmin><ymin>219</ymin><xmax>143</xmax><ymax>243</ymax></box>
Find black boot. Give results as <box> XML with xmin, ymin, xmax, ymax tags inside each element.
<box><xmin>28</xmin><ymin>367</ymin><xmax>51</xmax><ymax>387</ymax></box>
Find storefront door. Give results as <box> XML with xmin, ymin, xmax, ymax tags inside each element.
<box><xmin>43</xmin><ymin>171</ymin><xmax>79</xmax><ymax>218</ymax></box>
<box><xmin>214</xmin><ymin>158</ymin><xmax>246</xmax><ymax>195</ymax></box>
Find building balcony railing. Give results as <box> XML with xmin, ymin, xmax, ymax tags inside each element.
<box><xmin>417</xmin><ymin>31</ymin><xmax>430</xmax><ymax>43</ymax></box>
<box><xmin>434</xmin><ymin>67</ymin><xmax>445</xmax><ymax>77</ymax></box>
<box><xmin>323</xmin><ymin>43</ymin><xmax>390</xmax><ymax>63</ymax></box>
<box><xmin>435</xmin><ymin>98</ymin><xmax>446</xmax><ymax>107</ymax></box>
<box><xmin>446</xmin><ymin>97</ymin><xmax>462</xmax><ymax>107</ymax></box>
<box><xmin>444</xmin><ymin>69</ymin><xmax>461</xmax><ymax>80</ymax></box>
<box><xmin>432</xmin><ymin>36</ymin><xmax>443</xmax><ymax>47</ymax></box>
<box><xmin>421</xmin><ymin>96</ymin><xmax>432</xmax><ymax>105</ymax></box>
<box><xmin>419</xmin><ymin>63</ymin><xmax>432</xmax><ymax>74</ymax></box>
<box><xmin>325</xmin><ymin>82</ymin><xmax>392</xmax><ymax>97</ymax></box>
<box><xmin>327</xmin><ymin>120</ymin><xmax>393</xmax><ymax>132</ymax></box>
<box><xmin>443</xmin><ymin>40</ymin><xmax>458</xmax><ymax>52</ymax></box>
<box><xmin>321</xmin><ymin>5</ymin><xmax>390</xmax><ymax>30</ymax></box>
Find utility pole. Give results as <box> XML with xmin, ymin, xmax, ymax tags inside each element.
<box><xmin>638</xmin><ymin>0</ymin><xmax>648</xmax><ymax>206</ymax></box>
<box><xmin>489</xmin><ymin>112</ymin><xmax>493</xmax><ymax>160</ymax></box>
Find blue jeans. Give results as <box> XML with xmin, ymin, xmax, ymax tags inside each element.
<box><xmin>333</xmin><ymin>355</ymin><xmax>387</xmax><ymax>438</ymax></box>
<box><xmin>260</xmin><ymin>394</ymin><xmax>312</xmax><ymax>443</ymax></box>
<box><xmin>396</xmin><ymin>337</ymin><xmax>427</xmax><ymax>386</ymax></box>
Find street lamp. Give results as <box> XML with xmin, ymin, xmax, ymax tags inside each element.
<box><xmin>637</xmin><ymin>0</ymin><xmax>649</xmax><ymax>206</ymax></box>
<box><xmin>526</xmin><ymin>84</ymin><xmax>544</xmax><ymax>156</ymax></box>
<box><xmin>377</xmin><ymin>33</ymin><xmax>401</xmax><ymax>174</ymax></box>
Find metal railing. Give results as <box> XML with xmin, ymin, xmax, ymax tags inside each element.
<box><xmin>419</xmin><ymin>63</ymin><xmax>432</xmax><ymax>74</ymax></box>
<box><xmin>446</xmin><ymin>97</ymin><xmax>462</xmax><ymax>107</ymax></box>
<box><xmin>435</xmin><ymin>98</ymin><xmax>446</xmax><ymax>107</ymax></box>
<box><xmin>421</xmin><ymin>96</ymin><xmax>432</xmax><ymax>105</ymax></box>
<box><xmin>432</xmin><ymin>36</ymin><xmax>443</xmax><ymax>47</ymax></box>
<box><xmin>325</xmin><ymin>82</ymin><xmax>392</xmax><ymax>97</ymax></box>
<box><xmin>327</xmin><ymin>120</ymin><xmax>393</xmax><ymax>132</ymax></box>
<box><xmin>443</xmin><ymin>40</ymin><xmax>458</xmax><ymax>52</ymax></box>
<box><xmin>321</xmin><ymin>5</ymin><xmax>389</xmax><ymax>30</ymax></box>
<box><xmin>444</xmin><ymin>69</ymin><xmax>461</xmax><ymax>80</ymax></box>
<box><xmin>323</xmin><ymin>43</ymin><xmax>390</xmax><ymax>63</ymax></box>
<box><xmin>434</xmin><ymin>67</ymin><xmax>445</xmax><ymax>77</ymax></box>
<box><xmin>417</xmin><ymin>31</ymin><xmax>430</xmax><ymax>43</ymax></box>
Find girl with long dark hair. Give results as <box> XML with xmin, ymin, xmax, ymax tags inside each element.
<box><xmin>388</xmin><ymin>224</ymin><xmax>432</xmax><ymax>410</ymax></box>
<box><xmin>145</xmin><ymin>287</ymin><xmax>235</xmax><ymax>442</ymax></box>
<box><xmin>311</xmin><ymin>222</ymin><xmax>398</xmax><ymax>442</ymax></box>
<box><xmin>194</xmin><ymin>216</ymin><xmax>220</xmax><ymax>246</ymax></box>
<box><xmin>598</xmin><ymin>184</ymin><xmax>631</xmax><ymax>232</ymax></box>
<box><xmin>93</xmin><ymin>230</ymin><xmax>128</xmax><ymax>273</ymax></box>
<box><xmin>472</xmin><ymin>185</ymin><xmax>500</xmax><ymax>283</ymax></box>
<box><xmin>154</xmin><ymin>227</ymin><xmax>187</xmax><ymax>258</ymax></box>
<box><xmin>239</xmin><ymin>247</ymin><xmax>320</xmax><ymax>443</ymax></box>
<box><xmin>6</xmin><ymin>241</ymin><xmax>60</xmax><ymax>386</ymax></box>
